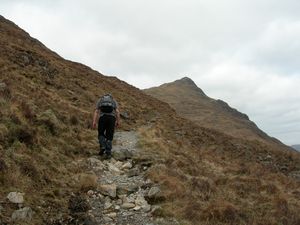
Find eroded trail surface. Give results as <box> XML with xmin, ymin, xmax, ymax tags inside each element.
<box><xmin>86</xmin><ymin>131</ymin><xmax>179</xmax><ymax>225</ymax></box>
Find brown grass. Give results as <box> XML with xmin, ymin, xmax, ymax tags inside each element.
<box><xmin>138</xmin><ymin>124</ymin><xmax>300</xmax><ymax>225</ymax></box>
<box><xmin>77</xmin><ymin>173</ymin><xmax>98</xmax><ymax>192</ymax></box>
<box><xmin>1</xmin><ymin>15</ymin><xmax>300</xmax><ymax>224</ymax></box>
<box><xmin>202</xmin><ymin>200</ymin><xmax>241</xmax><ymax>223</ymax></box>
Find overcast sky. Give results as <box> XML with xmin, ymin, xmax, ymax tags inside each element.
<box><xmin>1</xmin><ymin>0</ymin><xmax>300</xmax><ymax>145</ymax></box>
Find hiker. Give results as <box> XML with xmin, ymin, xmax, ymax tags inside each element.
<box><xmin>92</xmin><ymin>94</ymin><xmax>120</xmax><ymax>159</ymax></box>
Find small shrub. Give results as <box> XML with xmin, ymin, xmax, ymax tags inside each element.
<box><xmin>9</xmin><ymin>112</ymin><xmax>22</xmax><ymax>125</ymax></box>
<box><xmin>274</xmin><ymin>196</ymin><xmax>289</xmax><ymax>217</ymax></box>
<box><xmin>8</xmin><ymin>125</ymin><xmax>36</xmax><ymax>146</ymax></box>
<box><xmin>0</xmin><ymin>124</ymin><xmax>9</xmax><ymax>143</ymax></box>
<box><xmin>70</xmin><ymin>115</ymin><xmax>79</xmax><ymax>125</ymax></box>
<box><xmin>85</xmin><ymin>118</ymin><xmax>92</xmax><ymax>129</ymax></box>
<box><xmin>202</xmin><ymin>201</ymin><xmax>241</xmax><ymax>223</ymax></box>
<box><xmin>68</xmin><ymin>194</ymin><xmax>90</xmax><ymax>214</ymax></box>
<box><xmin>20</xmin><ymin>101</ymin><xmax>36</xmax><ymax>121</ymax></box>
<box><xmin>17</xmin><ymin>157</ymin><xmax>41</xmax><ymax>181</ymax></box>
<box><xmin>0</xmin><ymin>158</ymin><xmax>7</xmax><ymax>171</ymax></box>
<box><xmin>261</xmin><ymin>183</ymin><xmax>279</xmax><ymax>194</ymax></box>
<box><xmin>77</xmin><ymin>173</ymin><xmax>97</xmax><ymax>191</ymax></box>
<box><xmin>191</xmin><ymin>177</ymin><xmax>215</xmax><ymax>194</ymax></box>
<box><xmin>184</xmin><ymin>201</ymin><xmax>203</xmax><ymax>222</ymax></box>
<box><xmin>0</xmin><ymin>82</ymin><xmax>11</xmax><ymax>99</ymax></box>
<box><xmin>37</xmin><ymin>109</ymin><xmax>60</xmax><ymax>135</ymax></box>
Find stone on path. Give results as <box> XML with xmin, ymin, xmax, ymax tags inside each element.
<box><xmin>106</xmin><ymin>212</ymin><xmax>117</xmax><ymax>218</ymax></box>
<box><xmin>98</xmin><ymin>184</ymin><xmax>117</xmax><ymax>198</ymax></box>
<box><xmin>133</xmin><ymin>205</ymin><xmax>141</xmax><ymax>211</ymax></box>
<box><xmin>117</xmin><ymin>183</ymin><xmax>139</xmax><ymax>195</ymax></box>
<box><xmin>103</xmin><ymin>216</ymin><xmax>113</xmax><ymax>223</ymax></box>
<box><xmin>148</xmin><ymin>186</ymin><xmax>161</xmax><ymax>198</ymax></box>
<box><xmin>107</xmin><ymin>163</ymin><xmax>122</xmax><ymax>175</ymax></box>
<box><xmin>88</xmin><ymin>157</ymin><xmax>105</xmax><ymax>169</ymax></box>
<box><xmin>7</xmin><ymin>192</ymin><xmax>24</xmax><ymax>204</ymax></box>
<box><xmin>135</xmin><ymin>195</ymin><xmax>151</xmax><ymax>212</ymax></box>
<box><xmin>87</xmin><ymin>190</ymin><xmax>94</xmax><ymax>197</ymax></box>
<box><xmin>127</xmin><ymin>168</ymin><xmax>140</xmax><ymax>177</ymax></box>
<box><xmin>112</xmin><ymin>149</ymin><xmax>133</xmax><ymax>161</ymax></box>
<box><xmin>121</xmin><ymin>202</ymin><xmax>136</xmax><ymax>209</ymax></box>
<box><xmin>104</xmin><ymin>201</ymin><xmax>113</xmax><ymax>210</ymax></box>
<box><xmin>146</xmin><ymin>186</ymin><xmax>165</xmax><ymax>204</ymax></box>
<box><xmin>11</xmin><ymin>207</ymin><xmax>33</xmax><ymax>221</ymax></box>
<box><xmin>114</xmin><ymin>161</ymin><xmax>123</xmax><ymax>169</ymax></box>
<box><xmin>121</xmin><ymin>161</ymin><xmax>133</xmax><ymax>170</ymax></box>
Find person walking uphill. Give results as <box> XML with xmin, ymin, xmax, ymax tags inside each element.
<box><xmin>93</xmin><ymin>94</ymin><xmax>120</xmax><ymax>159</ymax></box>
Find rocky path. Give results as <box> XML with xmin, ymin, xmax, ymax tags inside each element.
<box><xmin>85</xmin><ymin>131</ymin><xmax>179</xmax><ymax>225</ymax></box>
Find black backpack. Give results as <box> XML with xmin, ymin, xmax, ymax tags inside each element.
<box><xmin>99</xmin><ymin>95</ymin><xmax>114</xmax><ymax>113</ymax></box>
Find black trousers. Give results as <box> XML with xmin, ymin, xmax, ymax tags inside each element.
<box><xmin>98</xmin><ymin>115</ymin><xmax>116</xmax><ymax>153</ymax></box>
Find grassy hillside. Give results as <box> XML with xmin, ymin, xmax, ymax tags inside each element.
<box><xmin>1</xmin><ymin>15</ymin><xmax>300</xmax><ymax>225</ymax></box>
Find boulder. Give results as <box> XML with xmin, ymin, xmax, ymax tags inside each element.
<box><xmin>146</xmin><ymin>186</ymin><xmax>165</xmax><ymax>203</ymax></box>
<box><xmin>11</xmin><ymin>207</ymin><xmax>33</xmax><ymax>221</ymax></box>
<box><xmin>112</xmin><ymin>149</ymin><xmax>133</xmax><ymax>161</ymax></box>
<box><xmin>151</xmin><ymin>205</ymin><xmax>164</xmax><ymax>216</ymax></box>
<box><xmin>7</xmin><ymin>192</ymin><xmax>24</xmax><ymax>204</ymax></box>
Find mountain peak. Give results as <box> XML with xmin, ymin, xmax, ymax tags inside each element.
<box><xmin>171</xmin><ymin>77</ymin><xmax>206</xmax><ymax>97</ymax></box>
<box><xmin>176</xmin><ymin>77</ymin><xmax>197</xmax><ymax>85</ymax></box>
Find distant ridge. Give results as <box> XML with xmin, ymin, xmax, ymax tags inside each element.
<box><xmin>145</xmin><ymin>77</ymin><xmax>283</xmax><ymax>145</ymax></box>
<box><xmin>292</xmin><ymin>144</ymin><xmax>300</xmax><ymax>151</ymax></box>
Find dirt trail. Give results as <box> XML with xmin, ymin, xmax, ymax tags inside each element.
<box><xmin>86</xmin><ymin>131</ymin><xmax>179</xmax><ymax>225</ymax></box>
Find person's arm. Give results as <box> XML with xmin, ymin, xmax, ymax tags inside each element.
<box><xmin>115</xmin><ymin>108</ymin><xmax>121</xmax><ymax>127</ymax></box>
<box><xmin>92</xmin><ymin>109</ymin><xmax>100</xmax><ymax>129</ymax></box>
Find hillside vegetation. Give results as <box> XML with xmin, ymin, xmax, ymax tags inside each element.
<box><xmin>1</xmin><ymin>15</ymin><xmax>300</xmax><ymax>225</ymax></box>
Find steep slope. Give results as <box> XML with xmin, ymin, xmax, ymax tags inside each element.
<box><xmin>144</xmin><ymin>77</ymin><xmax>282</xmax><ymax>145</ymax></box>
<box><xmin>1</xmin><ymin>16</ymin><xmax>300</xmax><ymax>225</ymax></box>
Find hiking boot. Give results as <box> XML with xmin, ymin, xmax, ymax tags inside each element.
<box><xmin>99</xmin><ymin>148</ymin><xmax>105</xmax><ymax>156</ymax></box>
<box><xmin>103</xmin><ymin>153</ymin><xmax>112</xmax><ymax>160</ymax></box>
